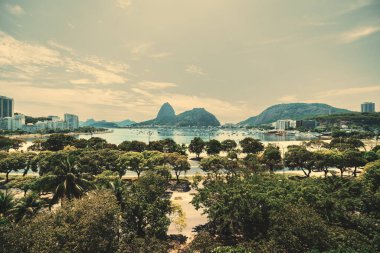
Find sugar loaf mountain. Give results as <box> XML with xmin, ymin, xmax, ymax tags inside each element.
<box><xmin>239</xmin><ymin>103</ymin><xmax>352</xmax><ymax>126</ymax></box>
<box><xmin>135</xmin><ymin>102</ymin><xmax>221</xmax><ymax>127</ymax></box>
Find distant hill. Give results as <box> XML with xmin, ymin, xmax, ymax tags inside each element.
<box><xmin>239</xmin><ymin>103</ymin><xmax>352</xmax><ymax>126</ymax></box>
<box><xmin>136</xmin><ymin>103</ymin><xmax>221</xmax><ymax>127</ymax></box>
<box><xmin>81</xmin><ymin>119</ymin><xmax>136</xmax><ymax>128</ymax></box>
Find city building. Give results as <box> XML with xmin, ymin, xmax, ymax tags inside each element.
<box><xmin>64</xmin><ymin>114</ymin><xmax>79</xmax><ymax>130</ymax></box>
<box><xmin>0</xmin><ymin>96</ymin><xmax>14</xmax><ymax>118</ymax></box>
<box><xmin>13</xmin><ymin>114</ymin><xmax>26</xmax><ymax>130</ymax></box>
<box><xmin>275</xmin><ymin>119</ymin><xmax>293</xmax><ymax>130</ymax></box>
<box><xmin>0</xmin><ymin>96</ymin><xmax>80</xmax><ymax>132</ymax></box>
<box><xmin>47</xmin><ymin>116</ymin><xmax>60</xmax><ymax>122</ymax></box>
<box><xmin>0</xmin><ymin>117</ymin><xmax>13</xmax><ymax>130</ymax></box>
<box><xmin>295</xmin><ymin>120</ymin><xmax>317</xmax><ymax>130</ymax></box>
<box><xmin>361</xmin><ymin>102</ymin><xmax>375</xmax><ymax>113</ymax></box>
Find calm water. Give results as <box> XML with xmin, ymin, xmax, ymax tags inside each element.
<box><xmin>77</xmin><ymin>128</ymin><xmax>317</xmax><ymax>145</ymax></box>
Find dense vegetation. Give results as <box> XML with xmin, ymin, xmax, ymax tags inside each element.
<box><xmin>314</xmin><ymin>112</ymin><xmax>380</xmax><ymax>130</ymax></box>
<box><xmin>0</xmin><ymin>134</ymin><xmax>380</xmax><ymax>252</ymax></box>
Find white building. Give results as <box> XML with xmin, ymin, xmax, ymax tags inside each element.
<box><xmin>64</xmin><ymin>114</ymin><xmax>79</xmax><ymax>130</ymax></box>
<box><xmin>0</xmin><ymin>117</ymin><xmax>13</xmax><ymax>130</ymax></box>
<box><xmin>13</xmin><ymin>114</ymin><xmax>25</xmax><ymax>130</ymax></box>
<box><xmin>0</xmin><ymin>114</ymin><xmax>26</xmax><ymax>131</ymax></box>
<box><xmin>275</xmin><ymin>119</ymin><xmax>295</xmax><ymax>130</ymax></box>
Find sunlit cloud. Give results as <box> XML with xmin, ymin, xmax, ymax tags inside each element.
<box><xmin>5</xmin><ymin>4</ymin><xmax>24</xmax><ymax>15</ymax></box>
<box><xmin>116</xmin><ymin>0</ymin><xmax>132</xmax><ymax>9</ymax></box>
<box><xmin>339</xmin><ymin>26</ymin><xmax>380</xmax><ymax>43</ymax></box>
<box><xmin>278</xmin><ymin>95</ymin><xmax>297</xmax><ymax>103</ymax></box>
<box><xmin>0</xmin><ymin>31</ymin><xmax>129</xmax><ymax>85</ymax></box>
<box><xmin>185</xmin><ymin>65</ymin><xmax>205</xmax><ymax>75</ymax></box>
<box><xmin>317</xmin><ymin>85</ymin><xmax>380</xmax><ymax>97</ymax></box>
<box><xmin>136</xmin><ymin>81</ymin><xmax>177</xmax><ymax>90</ymax></box>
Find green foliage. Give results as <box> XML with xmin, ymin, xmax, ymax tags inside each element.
<box><xmin>206</xmin><ymin>139</ymin><xmax>223</xmax><ymax>155</ymax></box>
<box><xmin>315</xmin><ymin>112</ymin><xmax>380</xmax><ymax>129</ymax></box>
<box><xmin>41</xmin><ymin>134</ymin><xmax>76</xmax><ymax>151</ymax></box>
<box><xmin>0</xmin><ymin>136</ymin><xmax>25</xmax><ymax>152</ymax></box>
<box><xmin>121</xmin><ymin>172</ymin><xmax>172</xmax><ymax>239</ymax></box>
<box><xmin>118</xmin><ymin>140</ymin><xmax>147</xmax><ymax>152</ymax></box>
<box><xmin>166</xmin><ymin>152</ymin><xmax>190</xmax><ymax>182</ymax></box>
<box><xmin>239</xmin><ymin>137</ymin><xmax>264</xmax><ymax>154</ymax></box>
<box><xmin>189</xmin><ymin>137</ymin><xmax>206</xmax><ymax>159</ymax></box>
<box><xmin>329</xmin><ymin>137</ymin><xmax>365</xmax><ymax>151</ymax></box>
<box><xmin>191</xmin><ymin>174</ymin><xmax>380</xmax><ymax>252</ymax></box>
<box><xmin>262</xmin><ymin>144</ymin><xmax>282</xmax><ymax>173</ymax></box>
<box><xmin>2</xmin><ymin>191</ymin><xmax>121</xmax><ymax>253</ymax></box>
<box><xmin>221</xmin><ymin>139</ymin><xmax>237</xmax><ymax>152</ymax></box>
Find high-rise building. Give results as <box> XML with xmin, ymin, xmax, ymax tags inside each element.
<box><xmin>64</xmin><ymin>113</ymin><xmax>79</xmax><ymax>130</ymax></box>
<box><xmin>0</xmin><ymin>96</ymin><xmax>14</xmax><ymax>118</ymax></box>
<box><xmin>361</xmin><ymin>102</ymin><xmax>375</xmax><ymax>113</ymax></box>
<box><xmin>13</xmin><ymin>114</ymin><xmax>26</xmax><ymax>130</ymax></box>
<box><xmin>275</xmin><ymin>119</ymin><xmax>292</xmax><ymax>130</ymax></box>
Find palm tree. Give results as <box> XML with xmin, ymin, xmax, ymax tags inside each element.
<box><xmin>34</xmin><ymin>152</ymin><xmax>95</xmax><ymax>208</ymax></box>
<box><xmin>11</xmin><ymin>193</ymin><xmax>45</xmax><ymax>222</ymax></box>
<box><xmin>0</xmin><ymin>190</ymin><xmax>14</xmax><ymax>217</ymax></box>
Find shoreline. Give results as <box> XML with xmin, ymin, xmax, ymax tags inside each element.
<box><xmin>4</xmin><ymin>130</ymin><xmax>113</xmax><ymax>140</ymax></box>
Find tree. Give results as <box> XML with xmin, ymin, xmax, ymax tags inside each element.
<box><xmin>329</xmin><ymin>137</ymin><xmax>365</xmax><ymax>151</ymax></box>
<box><xmin>303</xmin><ymin>140</ymin><xmax>328</xmax><ymax>150</ymax></box>
<box><xmin>221</xmin><ymin>139</ymin><xmax>237</xmax><ymax>152</ymax></box>
<box><xmin>0</xmin><ymin>190</ymin><xmax>14</xmax><ymax>217</ymax></box>
<box><xmin>11</xmin><ymin>193</ymin><xmax>45</xmax><ymax>222</ymax></box>
<box><xmin>166</xmin><ymin>153</ymin><xmax>191</xmax><ymax>183</ymax></box>
<box><xmin>344</xmin><ymin>150</ymin><xmax>366</xmax><ymax>177</ymax></box>
<box><xmin>284</xmin><ymin>146</ymin><xmax>313</xmax><ymax>177</ymax></box>
<box><xmin>118</xmin><ymin>140</ymin><xmax>147</xmax><ymax>152</ymax></box>
<box><xmin>117</xmin><ymin>152</ymin><xmax>145</xmax><ymax>178</ymax></box>
<box><xmin>32</xmin><ymin>151</ymin><xmax>94</xmax><ymax>207</ymax></box>
<box><xmin>122</xmin><ymin>172</ymin><xmax>172</xmax><ymax>239</ymax></box>
<box><xmin>0</xmin><ymin>136</ymin><xmax>25</xmax><ymax>152</ymax></box>
<box><xmin>242</xmin><ymin>154</ymin><xmax>264</xmax><ymax>175</ymax></box>
<box><xmin>239</xmin><ymin>137</ymin><xmax>264</xmax><ymax>154</ymax></box>
<box><xmin>0</xmin><ymin>152</ymin><xmax>28</xmax><ymax>182</ymax></box>
<box><xmin>189</xmin><ymin>137</ymin><xmax>206</xmax><ymax>159</ymax></box>
<box><xmin>311</xmin><ymin>150</ymin><xmax>335</xmax><ymax>177</ymax></box>
<box><xmin>206</xmin><ymin>139</ymin><xmax>223</xmax><ymax>155</ymax></box>
<box><xmin>262</xmin><ymin>144</ymin><xmax>282</xmax><ymax>173</ymax></box>
<box><xmin>2</xmin><ymin>191</ymin><xmax>121</xmax><ymax>253</ymax></box>
<box><xmin>87</xmin><ymin>137</ymin><xmax>108</xmax><ymax>149</ymax></box>
<box><xmin>41</xmin><ymin>134</ymin><xmax>76</xmax><ymax>151</ymax></box>
<box><xmin>200</xmin><ymin>156</ymin><xmax>228</xmax><ymax>179</ymax></box>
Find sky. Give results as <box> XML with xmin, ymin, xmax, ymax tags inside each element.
<box><xmin>0</xmin><ymin>0</ymin><xmax>380</xmax><ymax>123</ymax></box>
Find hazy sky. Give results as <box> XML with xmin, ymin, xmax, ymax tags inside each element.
<box><xmin>1</xmin><ymin>0</ymin><xmax>379</xmax><ymax>123</ymax></box>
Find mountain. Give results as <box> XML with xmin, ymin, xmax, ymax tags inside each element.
<box><xmin>136</xmin><ymin>103</ymin><xmax>221</xmax><ymax>127</ymax></box>
<box><xmin>155</xmin><ymin>102</ymin><xmax>176</xmax><ymax>124</ymax></box>
<box><xmin>114</xmin><ymin>119</ymin><xmax>136</xmax><ymax>127</ymax></box>
<box><xmin>80</xmin><ymin>119</ymin><xmax>136</xmax><ymax>128</ymax></box>
<box><xmin>239</xmin><ymin>103</ymin><xmax>352</xmax><ymax>126</ymax></box>
<box><xmin>175</xmin><ymin>108</ymin><xmax>220</xmax><ymax>127</ymax></box>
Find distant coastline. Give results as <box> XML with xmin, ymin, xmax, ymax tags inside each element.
<box><xmin>5</xmin><ymin>129</ymin><xmax>114</xmax><ymax>140</ymax></box>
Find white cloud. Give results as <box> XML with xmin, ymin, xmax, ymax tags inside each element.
<box><xmin>317</xmin><ymin>85</ymin><xmax>380</xmax><ymax>97</ymax></box>
<box><xmin>116</xmin><ymin>0</ymin><xmax>132</xmax><ymax>9</ymax></box>
<box><xmin>5</xmin><ymin>4</ymin><xmax>24</xmax><ymax>15</ymax></box>
<box><xmin>340</xmin><ymin>26</ymin><xmax>380</xmax><ymax>43</ymax></box>
<box><xmin>185</xmin><ymin>64</ymin><xmax>205</xmax><ymax>75</ymax></box>
<box><xmin>136</xmin><ymin>81</ymin><xmax>177</xmax><ymax>90</ymax></box>
<box><xmin>127</xmin><ymin>42</ymin><xmax>170</xmax><ymax>59</ymax></box>
<box><xmin>278</xmin><ymin>95</ymin><xmax>297</xmax><ymax>103</ymax></box>
<box><xmin>0</xmin><ymin>31</ymin><xmax>129</xmax><ymax>85</ymax></box>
